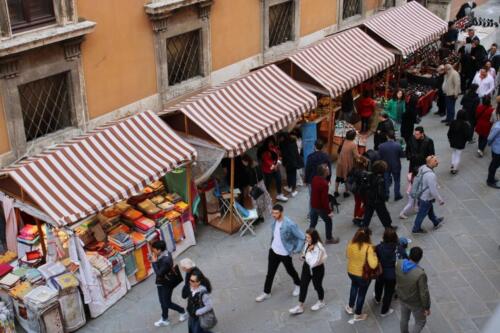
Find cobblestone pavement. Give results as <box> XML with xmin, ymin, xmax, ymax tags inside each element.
<box><xmin>78</xmin><ymin>4</ymin><xmax>500</xmax><ymax>333</ymax></box>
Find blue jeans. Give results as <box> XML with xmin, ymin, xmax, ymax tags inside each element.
<box><xmin>309</xmin><ymin>208</ymin><xmax>333</xmax><ymax>240</ymax></box>
<box><xmin>445</xmin><ymin>96</ymin><xmax>456</xmax><ymax>122</ymax></box>
<box><xmin>264</xmin><ymin>171</ymin><xmax>282</xmax><ymax>194</ymax></box>
<box><xmin>348</xmin><ymin>273</ymin><xmax>371</xmax><ymax>315</ymax></box>
<box><xmin>188</xmin><ymin>316</ymin><xmax>212</xmax><ymax>333</ymax></box>
<box><xmin>412</xmin><ymin>199</ymin><xmax>440</xmax><ymax>232</ymax></box>
<box><xmin>384</xmin><ymin>171</ymin><xmax>402</xmax><ymax>199</ymax></box>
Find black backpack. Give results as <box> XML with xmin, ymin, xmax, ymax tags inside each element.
<box><xmin>350</xmin><ymin>170</ymin><xmax>373</xmax><ymax>194</ymax></box>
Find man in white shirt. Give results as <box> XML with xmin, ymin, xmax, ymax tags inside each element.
<box><xmin>256</xmin><ymin>204</ymin><xmax>305</xmax><ymax>302</ymax></box>
<box><xmin>472</xmin><ymin>68</ymin><xmax>495</xmax><ymax>98</ymax></box>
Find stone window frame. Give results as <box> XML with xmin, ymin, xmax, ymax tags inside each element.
<box><xmin>0</xmin><ymin>37</ymin><xmax>89</xmax><ymax>160</ymax></box>
<box><xmin>261</xmin><ymin>0</ymin><xmax>300</xmax><ymax>63</ymax></box>
<box><xmin>145</xmin><ymin>0</ymin><xmax>212</xmax><ymax>105</ymax></box>
<box><xmin>0</xmin><ymin>0</ymin><xmax>78</xmax><ymax>39</ymax></box>
<box><xmin>337</xmin><ymin>0</ymin><xmax>365</xmax><ymax>29</ymax></box>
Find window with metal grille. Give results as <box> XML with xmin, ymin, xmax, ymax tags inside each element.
<box><xmin>269</xmin><ymin>1</ymin><xmax>293</xmax><ymax>47</ymax></box>
<box><xmin>343</xmin><ymin>0</ymin><xmax>361</xmax><ymax>19</ymax></box>
<box><xmin>166</xmin><ymin>30</ymin><xmax>202</xmax><ymax>86</ymax></box>
<box><xmin>7</xmin><ymin>0</ymin><xmax>56</xmax><ymax>32</ymax></box>
<box><xmin>19</xmin><ymin>72</ymin><xmax>72</xmax><ymax>142</ymax></box>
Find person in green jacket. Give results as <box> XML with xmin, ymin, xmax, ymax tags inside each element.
<box><xmin>385</xmin><ymin>89</ymin><xmax>406</xmax><ymax>131</ymax></box>
<box><xmin>395</xmin><ymin>246</ymin><xmax>430</xmax><ymax>333</ymax></box>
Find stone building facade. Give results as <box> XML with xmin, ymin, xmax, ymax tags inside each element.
<box><xmin>0</xmin><ymin>0</ymin><xmax>404</xmax><ymax>167</ymax></box>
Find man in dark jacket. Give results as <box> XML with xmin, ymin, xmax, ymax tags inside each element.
<box><xmin>471</xmin><ymin>39</ymin><xmax>488</xmax><ymax>72</ymax></box>
<box><xmin>406</xmin><ymin>126</ymin><xmax>435</xmax><ymax>172</ymax></box>
<box><xmin>362</xmin><ymin>160</ymin><xmax>395</xmax><ymax>229</ymax></box>
<box><xmin>279</xmin><ymin>132</ymin><xmax>303</xmax><ymax>196</ymax></box>
<box><xmin>434</xmin><ymin>66</ymin><xmax>446</xmax><ymax>116</ymax></box>
<box><xmin>396</xmin><ymin>247</ymin><xmax>431</xmax><ymax>333</ymax></box>
<box><xmin>456</xmin><ymin>1</ymin><xmax>476</xmax><ymax>20</ymax></box>
<box><xmin>441</xmin><ymin>21</ymin><xmax>459</xmax><ymax>51</ymax></box>
<box><xmin>152</xmin><ymin>241</ymin><xmax>187</xmax><ymax>326</ymax></box>
<box><xmin>378</xmin><ymin>131</ymin><xmax>404</xmax><ymax>201</ymax></box>
<box><xmin>459</xmin><ymin>38</ymin><xmax>476</xmax><ymax>93</ymax></box>
<box><xmin>374</xmin><ymin>113</ymin><xmax>395</xmax><ymax>150</ymax></box>
<box><xmin>305</xmin><ymin>139</ymin><xmax>331</xmax><ymax>184</ymax></box>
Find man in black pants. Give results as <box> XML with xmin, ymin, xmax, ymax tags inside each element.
<box><xmin>151</xmin><ymin>240</ymin><xmax>187</xmax><ymax>327</ymax></box>
<box><xmin>256</xmin><ymin>204</ymin><xmax>305</xmax><ymax>302</ymax></box>
<box><xmin>362</xmin><ymin>161</ymin><xmax>396</xmax><ymax>229</ymax></box>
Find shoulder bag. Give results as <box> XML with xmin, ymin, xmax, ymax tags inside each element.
<box><xmin>164</xmin><ymin>264</ymin><xmax>183</xmax><ymax>289</ymax></box>
<box><xmin>198</xmin><ymin>292</ymin><xmax>218</xmax><ymax>330</ymax></box>
<box><xmin>362</xmin><ymin>245</ymin><xmax>382</xmax><ymax>280</ymax></box>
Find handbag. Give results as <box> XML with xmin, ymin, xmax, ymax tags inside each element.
<box><xmin>250</xmin><ymin>168</ymin><xmax>264</xmax><ymax>200</ymax></box>
<box><xmin>362</xmin><ymin>245</ymin><xmax>382</xmax><ymax>280</ymax></box>
<box><xmin>165</xmin><ymin>265</ymin><xmax>183</xmax><ymax>289</ymax></box>
<box><xmin>198</xmin><ymin>291</ymin><xmax>218</xmax><ymax>330</ymax></box>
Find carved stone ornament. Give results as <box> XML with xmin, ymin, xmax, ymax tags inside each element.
<box><xmin>144</xmin><ymin>0</ymin><xmax>213</xmax><ymax>31</ymax></box>
<box><xmin>0</xmin><ymin>56</ymin><xmax>20</xmax><ymax>79</ymax></box>
<box><xmin>62</xmin><ymin>37</ymin><xmax>84</xmax><ymax>60</ymax></box>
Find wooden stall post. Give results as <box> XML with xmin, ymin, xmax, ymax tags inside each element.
<box><xmin>186</xmin><ymin>163</ymin><xmax>192</xmax><ymax>210</ymax></box>
<box><xmin>34</xmin><ymin>218</ymin><xmax>47</xmax><ymax>259</ymax></box>
<box><xmin>229</xmin><ymin>157</ymin><xmax>235</xmax><ymax>232</ymax></box>
<box><xmin>384</xmin><ymin>69</ymin><xmax>390</xmax><ymax>99</ymax></box>
<box><xmin>184</xmin><ymin>115</ymin><xmax>190</xmax><ymax>135</ymax></box>
<box><xmin>327</xmin><ymin>98</ymin><xmax>335</xmax><ymax>154</ymax></box>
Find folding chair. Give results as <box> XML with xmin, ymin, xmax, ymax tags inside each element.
<box><xmin>214</xmin><ymin>183</ymin><xmax>241</xmax><ymax>224</ymax></box>
<box><xmin>233</xmin><ymin>203</ymin><xmax>258</xmax><ymax>237</ymax></box>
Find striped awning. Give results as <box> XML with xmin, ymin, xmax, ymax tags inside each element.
<box><xmin>1</xmin><ymin>111</ymin><xmax>196</xmax><ymax>226</ymax></box>
<box><xmin>289</xmin><ymin>28</ymin><xmax>395</xmax><ymax>98</ymax></box>
<box><xmin>160</xmin><ymin>64</ymin><xmax>317</xmax><ymax>157</ymax></box>
<box><xmin>363</xmin><ymin>1</ymin><xmax>447</xmax><ymax>57</ymax></box>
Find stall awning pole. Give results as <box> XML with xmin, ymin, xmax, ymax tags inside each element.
<box><xmin>385</xmin><ymin>69</ymin><xmax>390</xmax><ymax>99</ymax></box>
<box><xmin>327</xmin><ymin>99</ymin><xmax>335</xmax><ymax>155</ymax></box>
<box><xmin>229</xmin><ymin>157</ymin><xmax>235</xmax><ymax>232</ymax></box>
<box><xmin>186</xmin><ymin>163</ymin><xmax>192</xmax><ymax>210</ymax></box>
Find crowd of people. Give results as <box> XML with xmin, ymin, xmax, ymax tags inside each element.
<box><xmin>145</xmin><ymin>3</ymin><xmax>500</xmax><ymax>333</ymax></box>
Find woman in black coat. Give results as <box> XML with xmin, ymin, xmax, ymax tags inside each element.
<box><xmin>460</xmin><ymin>84</ymin><xmax>480</xmax><ymax>141</ymax></box>
<box><xmin>401</xmin><ymin>95</ymin><xmax>419</xmax><ymax>145</ymax></box>
<box><xmin>447</xmin><ymin>110</ymin><xmax>472</xmax><ymax>175</ymax></box>
<box><xmin>279</xmin><ymin>132</ymin><xmax>303</xmax><ymax>196</ymax></box>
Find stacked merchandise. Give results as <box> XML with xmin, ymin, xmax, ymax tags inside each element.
<box><xmin>23</xmin><ymin>286</ymin><xmax>63</xmax><ymax>333</ymax></box>
<box><xmin>50</xmin><ymin>273</ymin><xmax>86</xmax><ymax>331</ymax></box>
<box><xmin>17</xmin><ymin>225</ymin><xmax>40</xmax><ymax>258</ymax></box>
<box><xmin>0</xmin><ymin>300</ymin><xmax>15</xmax><ymax>333</ymax></box>
<box><xmin>108</xmin><ymin>232</ymin><xmax>134</xmax><ymax>252</ymax></box>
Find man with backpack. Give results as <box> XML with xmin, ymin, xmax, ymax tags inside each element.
<box><xmin>411</xmin><ymin>156</ymin><xmax>445</xmax><ymax>234</ymax></box>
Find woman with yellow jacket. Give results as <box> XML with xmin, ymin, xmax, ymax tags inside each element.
<box><xmin>345</xmin><ymin>227</ymin><xmax>379</xmax><ymax>323</ymax></box>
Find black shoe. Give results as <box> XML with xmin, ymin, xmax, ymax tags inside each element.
<box><xmin>343</xmin><ymin>192</ymin><xmax>350</xmax><ymax>198</ymax></box>
<box><xmin>394</xmin><ymin>195</ymin><xmax>403</xmax><ymax>202</ymax></box>
<box><xmin>487</xmin><ymin>181</ymin><xmax>500</xmax><ymax>189</ymax></box>
<box><xmin>388</xmin><ymin>225</ymin><xmax>398</xmax><ymax>231</ymax></box>
<box><xmin>412</xmin><ymin>229</ymin><xmax>428</xmax><ymax>234</ymax></box>
<box><xmin>440</xmin><ymin>119</ymin><xmax>448</xmax><ymax>123</ymax></box>
<box><xmin>433</xmin><ymin>219</ymin><xmax>444</xmax><ymax>230</ymax></box>
<box><xmin>334</xmin><ymin>191</ymin><xmax>340</xmax><ymax>198</ymax></box>
<box><xmin>352</xmin><ymin>218</ymin><xmax>362</xmax><ymax>226</ymax></box>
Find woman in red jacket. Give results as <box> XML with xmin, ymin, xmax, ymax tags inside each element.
<box><xmin>310</xmin><ymin>164</ymin><xmax>339</xmax><ymax>244</ymax></box>
<box><xmin>357</xmin><ymin>91</ymin><xmax>376</xmax><ymax>133</ymax></box>
<box><xmin>475</xmin><ymin>96</ymin><xmax>495</xmax><ymax>157</ymax></box>
<box><xmin>260</xmin><ymin>137</ymin><xmax>288</xmax><ymax>202</ymax></box>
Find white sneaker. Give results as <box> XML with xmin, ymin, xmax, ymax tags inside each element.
<box><xmin>348</xmin><ymin>313</ymin><xmax>368</xmax><ymax>324</ymax></box>
<box><xmin>478</xmin><ymin>149</ymin><xmax>484</xmax><ymax>157</ymax></box>
<box><xmin>256</xmin><ymin>293</ymin><xmax>271</xmax><ymax>302</ymax></box>
<box><xmin>179</xmin><ymin>312</ymin><xmax>188</xmax><ymax>322</ymax></box>
<box><xmin>283</xmin><ymin>186</ymin><xmax>292</xmax><ymax>192</ymax></box>
<box><xmin>276</xmin><ymin>194</ymin><xmax>289</xmax><ymax>202</ymax></box>
<box><xmin>154</xmin><ymin>319</ymin><xmax>170</xmax><ymax>327</ymax></box>
<box><xmin>311</xmin><ymin>301</ymin><xmax>325</xmax><ymax>311</ymax></box>
<box><xmin>399</xmin><ymin>214</ymin><xmax>408</xmax><ymax>220</ymax></box>
<box><xmin>292</xmin><ymin>285</ymin><xmax>300</xmax><ymax>297</ymax></box>
<box><xmin>291</xmin><ymin>191</ymin><xmax>298</xmax><ymax>197</ymax></box>
<box><xmin>373</xmin><ymin>292</ymin><xmax>380</xmax><ymax>304</ymax></box>
<box><xmin>289</xmin><ymin>305</ymin><xmax>304</xmax><ymax>315</ymax></box>
<box><xmin>380</xmin><ymin>308</ymin><xmax>394</xmax><ymax>317</ymax></box>
<box><xmin>345</xmin><ymin>305</ymin><xmax>354</xmax><ymax>315</ymax></box>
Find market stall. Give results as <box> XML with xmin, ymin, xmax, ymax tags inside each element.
<box><xmin>0</xmin><ymin>111</ymin><xmax>197</xmax><ymax>329</ymax></box>
<box><xmin>277</xmin><ymin>27</ymin><xmax>395</xmax><ymax>156</ymax></box>
<box><xmin>160</xmin><ymin>64</ymin><xmax>317</xmax><ymax>234</ymax></box>
<box><xmin>361</xmin><ymin>1</ymin><xmax>447</xmax><ymax>116</ymax></box>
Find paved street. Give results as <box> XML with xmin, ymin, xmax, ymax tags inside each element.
<box><xmin>79</xmin><ymin>95</ymin><xmax>500</xmax><ymax>333</ymax></box>
<box><xmin>78</xmin><ymin>5</ymin><xmax>500</xmax><ymax>333</ymax></box>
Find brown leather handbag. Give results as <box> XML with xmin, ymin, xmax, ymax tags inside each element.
<box><xmin>362</xmin><ymin>245</ymin><xmax>382</xmax><ymax>280</ymax></box>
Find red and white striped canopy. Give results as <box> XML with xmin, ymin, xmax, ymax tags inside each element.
<box><xmin>1</xmin><ymin>111</ymin><xmax>196</xmax><ymax>226</ymax></box>
<box><xmin>363</xmin><ymin>1</ymin><xmax>447</xmax><ymax>57</ymax></box>
<box><xmin>161</xmin><ymin>64</ymin><xmax>317</xmax><ymax>157</ymax></box>
<box><xmin>289</xmin><ymin>28</ymin><xmax>395</xmax><ymax>98</ymax></box>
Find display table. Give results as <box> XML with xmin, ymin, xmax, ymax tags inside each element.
<box><xmin>416</xmin><ymin>89</ymin><xmax>437</xmax><ymax>116</ymax></box>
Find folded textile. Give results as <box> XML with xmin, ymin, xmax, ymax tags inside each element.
<box><xmin>133</xmin><ymin>217</ymin><xmax>155</xmax><ymax>231</ymax></box>
<box><xmin>38</xmin><ymin>262</ymin><xmax>66</xmax><ymax>280</ymax></box>
<box><xmin>174</xmin><ymin>201</ymin><xmax>189</xmax><ymax>213</ymax></box>
<box><xmin>8</xmin><ymin>281</ymin><xmax>32</xmax><ymax>300</ymax></box>
<box><xmin>24</xmin><ymin>285</ymin><xmax>58</xmax><ymax>307</ymax></box>
<box><xmin>165</xmin><ymin>210</ymin><xmax>181</xmax><ymax>221</ymax></box>
<box><xmin>12</xmin><ymin>267</ymin><xmax>27</xmax><ymax>277</ymax></box>
<box><xmin>19</xmin><ymin>225</ymin><xmax>38</xmax><ymax>238</ymax></box>
<box><xmin>150</xmin><ymin>195</ymin><xmax>165</xmax><ymax>205</ymax></box>
<box><xmin>121</xmin><ymin>208</ymin><xmax>143</xmax><ymax>222</ymax></box>
<box><xmin>0</xmin><ymin>264</ymin><xmax>13</xmax><ymax>277</ymax></box>
<box><xmin>52</xmin><ymin>273</ymin><xmax>79</xmax><ymax>291</ymax></box>
<box><xmin>122</xmin><ymin>251</ymin><xmax>137</xmax><ymax>276</ymax></box>
<box><xmin>158</xmin><ymin>201</ymin><xmax>174</xmax><ymax>211</ymax></box>
<box><xmin>16</xmin><ymin>236</ymin><xmax>40</xmax><ymax>245</ymax></box>
<box><xmin>25</xmin><ymin>269</ymin><xmax>42</xmax><ymax>283</ymax></box>
<box><xmin>87</xmin><ymin>253</ymin><xmax>112</xmax><ymax>276</ymax></box>
<box><xmin>166</xmin><ymin>193</ymin><xmax>182</xmax><ymax>204</ymax></box>
<box><xmin>0</xmin><ymin>273</ymin><xmax>20</xmax><ymax>288</ymax></box>
<box><xmin>129</xmin><ymin>232</ymin><xmax>146</xmax><ymax>246</ymax></box>
<box><xmin>137</xmin><ymin>199</ymin><xmax>161</xmax><ymax>215</ymax></box>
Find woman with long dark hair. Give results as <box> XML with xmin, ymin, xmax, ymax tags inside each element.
<box><xmin>289</xmin><ymin>229</ymin><xmax>327</xmax><ymax>315</ymax></box>
<box><xmin>345</xmin><ymin>227</ymin><xmax>378</xmax><ymax>323</ymax></box>
<box><xmin>385</xmin><ymin>89</ymin><xmax>405</xmax><ymax>132</ymax></box>
<box><xmin>475</xmin><ymin>95</ymin><xmax>495</xmax><ymax>157</ymax></box>
<box><xmin>241</xmin><ymin>154</ymin><xmax>272</xmax><ymax>222</ymax></box>
<box><xmin>447</xmin><ymin>109</ymin><xmax>472</xmax><ymax>174</ymax></box>
<box><xmin>187</xmin><ymin>270</ymin><xmax>214</xmax><ymax>333</ymax></box>
<box><xmin>401</xmin><ymin>94</ymin><xmax>418</xmax><ymax>144</ymax></box>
